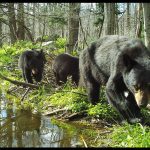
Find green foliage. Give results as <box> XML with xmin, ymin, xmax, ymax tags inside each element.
<box><xmin>141</xmin><ymin>108</ymin><xmax>150</xmax><ymax>124</ymax></box>
<box><xmin>50</xmin><ymin>16</ymin><xmax>67</xmax><ymax>25</ymax></box>
<box><xmin>86</xmin><ymin>86</ymin><xmax>119</xmax><ymax>121</ymax></box>
<box><xmin>72</xmin><ymin>50</ymin><xmax>79</xmax><ymax>57</ymax></box>
<box><xmin>55</xmin><ymin>37</ymin><xmax>67</xmax><ymax>49</ymax></box>
<box><xmin>87</xmin><ymin>103</ymin><xmax>119</xmax><ymax>121</ymax></box>
<box><xmin>1</xmin><ymin>40</ymin><xmax>150</xmax><ymax>148</ymax></box>
<box><xmin>51</xmin><ymin>118</ymin><xmax>77</xmax><ymax>133</ymax></box>
<box><xmin>43</xmin><ymin>35</ymin><xmax>49</xmax><ymax>41</ymax></box>
<box><xmin>0</xmin><ymin>40</ymin><xmax>38</xmax><ymax>66</ymax></box>
<box><xmin>50</xmin><ymin>37</ymin><xmax>67</xmax><ymax>55</ymax></box>
<box><xmin>45</xmin><ymin>81</ymin><xmax>119</xmax><ymax>121</ymax></box>
<box><xmin>0</xmin><ymin>77</ymin><xmax>11</xmax><ymax>93</ymax></box>
<box><xmin>52</xmin><ymin>48</ymin><xmax>65</xmax><ymax>55</ymax></box>
<box><xmin>109</xmin><ymin>123</ymin><xmax>150</xmax><ymax>147</ymax></box>
<box><xmin>46</xmin><ymin>81</ymin><xmax>88</xmax><ymax>113</ymax></box>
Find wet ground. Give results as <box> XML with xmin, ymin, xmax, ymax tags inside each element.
<box><xmin>0</xmin><ymin>97</ymin><xmax>107</xmax><ymax>148</ymax></box>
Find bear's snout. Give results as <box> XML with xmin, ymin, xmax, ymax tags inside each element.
<box><xmin>134</xmin><ymin>90</ymin><xmax>149</xmax><ymax>108</ymax></box>
<box><xmin>32</xmin><ymin>68</ymin><xmax>38</xmax><ymax>75</ymax></box>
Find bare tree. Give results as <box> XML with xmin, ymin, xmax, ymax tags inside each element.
<box><xmin>32</xmin><ymin>3</ymin><xmax>36</xmax><ymax>39</ymax></box>
<box><xmin>126</xmin><ymin>3</ymin><xmax>130</xmax><ymax>36</ymax></box>
<box><xmin>0</xmin><ymin>7</ymin><xmax>2</xmax><ymax>47</ymax></box>
<box><xmin>8</xmin><ymin>3</ymin><xmax>17</xmax><ymax>44</ymax></box>
<box><xmin>17</xmin><ymin>3</ymin><xmax>25</xmax><ymax>40</ymax></box>
<box><xmin>135</xmin><ymin>3</ymin><xmax>142</xmax><ymax>38</ymax></box>
<box><xmin>143</xmin><ymin>3</ymin><xmax>150</xmax><ymax>50</ymax></box>
<box><xmin>67</xmin><ymin>3</ymin><xmax>80</xmax><ymax>54</ymax></box>
<box><xmin>104</xmin><ymin>3</ymin><xmax>115</xmax><ymax>35</ymax></box>
<box><xmin>115</xmin><ymin>3</ymin><xmax>119</xmax><ymax>34</ymax></box>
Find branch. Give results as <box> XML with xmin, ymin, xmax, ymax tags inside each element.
<box><xmin>64</xmin><ymin>110</ymin><xmax>87</xmax><ymax>121</ymax></box>
<box><xmin>80</xmin><ymin>135</ymin><xmax>88</xmax><ymax>148</ymax></box>
<box><xmin>79</xmin><ymin>17</ymin><xmax>89</xmax><ymax>47</ymax></box>
<box><xmin>118</xmin><ymin>9</ymin><xmax>127</xmax><ymax>21</ymax></box>
<box><xmin>14</xmin><ymin>19</ymin><xmax>34</xmax><ymax>42</ymax></box>
<box><xmin>44</xmin><ymin>108</ymin><xmax>68</xmax><ymax>116</ymax></box>
<box><xmin>20</xmin><ymin>87</ymin><xmax>30</xmax><ymax>101</ymax></box>
<box><xmin>0</xmin><ymin>17</ymin><xmax>34</xmax><ymax>42</ymax></box>
<box><xmin>0</xmin><ymin>73</ymin><xmax>39</xmax><ymax>89</ymax></box>
<box><xmin>40</xmin><ymin>15</ymin><xmax>46</xmax><ymax>48</ymax></box>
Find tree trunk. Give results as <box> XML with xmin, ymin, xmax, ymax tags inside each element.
<box><xmin>17</xmin><ymin>3</ymin><xmax>25</xmax><ymax>40</ymax></box>
<box><xmin>115</xmin><ymin>3</ymin><xmax>119</xmax><ymax>34</ymax></box>
<box><xmin>67</xmin><ymin>3</ymin><xmax>80</xmax><ymax>54</ymax></box>
<box><xmin>136</xmin><ymin>3</ymin><xmax>142</xmax><ymax>38</ymax></box>
<box><xmin>32</xmin><ymin>3</ymin><xmax>36</xmax><ymax>41</ymax></box>
<box><xmin>61</xmin><ymin>26</ymin><xmax>64</xmax><ymax>38</ymax></box>
<box><xmin>143</xmin><ymin>3</ymin><xmax>150</xmax><ymax>50</ymax></box>
<box><xmin>98</xmin><ymin>19</ymin><xmax>104</xmax><ymax>38</ymax></box>
<box><xmin>126</xmin><ymin>3</ymin><xmax>130</xmax><ymax>36</ymax></box>
<box><xmin>8</xmin><ymin>3</ymin><xmax>17</xmax><ymax>44</ymax></box>
<box><xmin>104</xmin><ymin>3</ymin><xmax>115</xmax><ymax>35</ymax></box>
<box><xmin>25</xmin><ymin>3</ymin><xmax>31</xmax><ymax>40</ymax></box>
<box><xmin>134</xmin><ymin>3</ymin><xmax>138</xmax><ymax>35</ymax></box>
<box><xmin>0</xmin><ymin>8</ymin><xmax>2</xmax><ymax>47</ymax></box>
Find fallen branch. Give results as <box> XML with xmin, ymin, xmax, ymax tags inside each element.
<box><xmin>44</xmin><ymin>108</ymin><xmax>68</xmax><ymax>116</ymax></box>
<box><xmin>57</xmin><ymin>110</ymin><xmax>68</xmax><ymax>119</ymax></box>
<box><xmin>41</xmin><ymin>41</ymin><xmax>53</xmax><ymax>47</ymax></box>
<box><xmin>7</xmin><ymin>86</ymin><xmax>22</xmax><ymax>94</ymax></box>
<box><xmin>0</xmin><ymin>73</ymin><xmax>39</xmax><ymax>89</ymax></box>
<box><xmin>80</xmin><ymin>135</ymin><xmax>88</xmax><ymax>148</ymax></box>
<box><xmin>64</xmin><ymin>110</ymin><xmax>87</xmax><ymax>121</ymax></box>
<box><xmin>21</xmin><ymin>87</ymin><xmax>30</xmax><ymax>101</ymax></box>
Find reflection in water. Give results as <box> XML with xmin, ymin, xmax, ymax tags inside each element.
<box><xmin>0</xmin><ymin>99</ymin><xmax>84</xmax><ymax>147</ymax></box>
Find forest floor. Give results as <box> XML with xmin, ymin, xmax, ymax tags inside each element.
<box><xmin>34</xmin><ymin>54</ymin><xmax>123</xmax><ymax>129</ymax></box>
<box><xmin>4</xmin><ymin>52</ymin><xmax>149</xmax><ymax>129</ymax></box>
<box><xmin>1</xmin><ymin>46</ymin><xmax>150</xmax><ymax>147</ymax></box>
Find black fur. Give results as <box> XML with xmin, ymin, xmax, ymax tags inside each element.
<box><xmin>18</xmin><ymin>49</ymin><xmax>46</xmax><ymax>84</ymax></box>
<box><xmin>52</xmin><ymin>53</ymin><xmax>79</xmax><ymax>86</ymax></box>
<box><xmin>79</xmin><ymin>35</ymin><xmax>150</xmax><ymax>124</ymax></box>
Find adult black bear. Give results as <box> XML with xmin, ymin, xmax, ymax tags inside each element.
<box><xmin>79</xmin><ymin>35</ymin><xmax>150</xmax><ymax>124</ymax></box>
<box><xmin>18</xmin><ymin>49</ymin><xmax>46</xmax><ymax>84</ymax></box>
<box><xmin>52</xmin><ymin>53</ymin><xmax>79</xmax><ymax>86</ymax></box>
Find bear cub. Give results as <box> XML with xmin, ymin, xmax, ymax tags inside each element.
<box><xmin>18</xmin><ymin>49</ymin><xmax>46</xmax><ymax>84</ymax></box>
<box><xmin>52</xmin><ymin>53</ymin><xmax>79</xmax><ymax>86</ymax></box>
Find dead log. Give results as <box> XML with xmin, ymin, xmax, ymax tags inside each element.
<box><xmin>64</xmin><ymin>110</ymin><xmax>87</xmax><ymax>121</ymax></box>
<box><xmin>0</xmin><ymin>73</ymin><xmax>39</xmax><ymax>89</ymax></box>
<box><xmin>44</xmin><ymin>108</ymin><xmax>68</xmax><ymax>116</ymax></box>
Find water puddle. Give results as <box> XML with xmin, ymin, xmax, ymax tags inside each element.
<box><xmin>0</xmin><ymin>97</ymin><xmax>107</xmax><ymax>147</ymax></box>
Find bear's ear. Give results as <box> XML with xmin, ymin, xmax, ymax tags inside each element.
<box><xmin>123</xmin><ymin>54</ymin><xmax>137</xmax><ymax>71</ymax></box>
